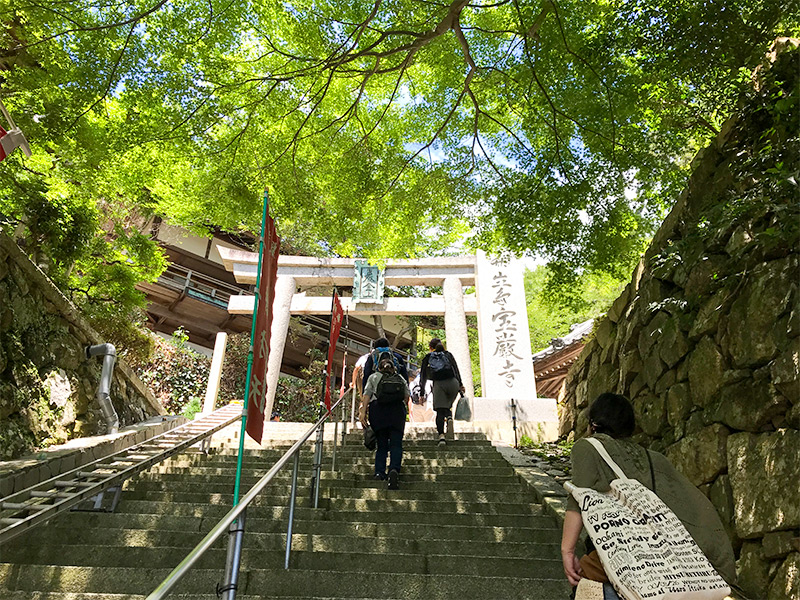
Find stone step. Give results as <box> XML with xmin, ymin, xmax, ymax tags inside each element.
<box><xmin>7</xmin><ymin>517</ymin><xmax>560</xmax><ymax>547</ymax></box>
<box><xmin>0</xmin><ymin>564</ymin><xmax>572</xmax><ymax>598</ymax></box>
<box><xmin>119</xmin><ymin>487</ymin><xmax>539</xmax><ymax>505</ymax></box>
<box><xmin>5</xmin><ymin>527</ymin><xmax>560</xmax><ymax>558</ymax></box>
<box><xmin>32</xmin><ymin>504</ymin><xmax>554</xmax><ymax>530</ymax></box>
<box><xmin>123</xmin><ymin>477</ymin><xmax>526</xmax><ymax>495</ymax></box>
<box><xmin>146</xmin><ymin>463</ymin><xmax>515</xmax><ymax>476</ymax></box>
<box><xmin>131</xmin><ymin>470</ymin><xmax>520</xmax><ymax>487</ymax></box>
<box><xmin>6</xmin><ymin>545</ymin><xmax>565</xmax><ymax>578</ymax></box>
<box><xmin>113</xmin><ymin>497</ymin><xmax>545</xmax><ymax>518</ymax></box>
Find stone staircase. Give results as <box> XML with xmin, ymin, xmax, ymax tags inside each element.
<box><xmin>0</xmin><ymin>427</ymin><xmax>570</xmax><ymax>599</ymax></box>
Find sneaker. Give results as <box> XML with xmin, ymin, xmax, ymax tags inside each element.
<box><xmin>438</xmin><ymin>434</ymin><xmax>447</xmax><ymax>447</ymax></box>
<box><xmin>387</xmin><ymin>469</ymin><xmax>399</xmax><ymax>490</ymax></box>
<box><xmin>445</xmin><ymin>417</ymin><xmax>455</xmax><ymax>440</ymax></box>
<box><xmin>373</xmin><ymin>473</ymin><xmax>386</xmax><ymax>481</ymax></box>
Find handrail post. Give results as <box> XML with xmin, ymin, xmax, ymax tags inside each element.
<box><xmin>284</xmin><ymin>452</ymin><xmax>300</xmax><ymax>569</ymax></box>
<box><xmin>350</xmin><ymin>386</ymin><xmax>357</xmax><ymax>426</ymax></box>
<box><xmin>331</xmin><ymin>417</ymin><xmax>339</xmax><ymax>472</ymax></box>
<box><xmin>340</xmin><ymin>397</ymin><xmax>347</xmax><ymax>449</ymax></box>
<box><xmin>311</xmin><ymin>422</ymin><xmax>324</xmax><ymax>508</ymax></box>
<box><xmin>220</xmin><ymin>509</ymin><xmax>246</xmax><ymax>600</ymax></box>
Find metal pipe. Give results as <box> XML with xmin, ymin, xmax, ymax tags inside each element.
<box><xmin>284</xmin><ymin>452</ymin><xmax>300</xmax><ymax>570</ymax></box>
<box><xmin>340</xmin><ymin>399</ymin><xmax>347</xmax><ymax>449</ymax></box>
<box><xmin>85</xmin><ymin>343</ymin><xmax>119</xmax><ymax>434</ymax></box>
<box><xmin>147</xmin><ymin>396</ymin><xmax>344</xmax><ymax>600</ymax></box>
<box><xmin>511</xmin><ymin>397</ymin><xmax>518</xmax><ymax>448</ymax></box>
<box><xmin>220</xmin><ymin>510</ymin><xmax>246</xmax><ymax>600</ymax></box>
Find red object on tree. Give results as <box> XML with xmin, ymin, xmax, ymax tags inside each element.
<box><xmin>324</xmin><ymin>292</ymin><xmax>344</xmax><ymax>411</ymax></box>
<box><xmin>246</xmin><ymin>210</ymin><xmax>280</xmax><ymax>444</ymax></box>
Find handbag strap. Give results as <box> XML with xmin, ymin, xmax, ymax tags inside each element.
<box><xmin>585</xmin><ymin>437</ymin><xmax>629</xmax><ymax>480</ymax></box>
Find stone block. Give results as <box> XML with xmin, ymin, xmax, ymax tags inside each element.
<box><xmin>762</xmin><ymin>531</ymin><xmax>797</xmax><ymax>560</ymax></box>
<box><xmin>659</xmin><ymin>316</ymin><xmax>689</xmax><ymax>369</ymax></box>
<box><xmin>768</xmin><ymin>552</ymin><xmax>800</xmax><ymax>600</ymax></box>
<box><xmin>771</xmin><ymin>337</ymin><xmax>800</xmax><ymax>404</ymax></box>
<box><xmin>607</xmin><ymin>285</ymin><xmax>630</xmax><ymax>323</ymax></box>
<box><xmin>594</xmin><ymin>317</ymin><xmax>615</xmax><ymax>350</ymax></box>
<box><xmin>789</xmin><ymin>308</ymin><xmax>800</xmax><ymax>338</ymax></box>
<box><xmin>642</xmin><ymin>350</ymin><xmax>665</xmax><ymax>391</ymax></box>
<box><xmin>655</xmin><ymin>369</ymin><xmax>677</xmax><ymax>395</ymax></box>
<box><xmin>688</xmin><ymin>337</ymin><xmax>727</xmax><ymax>408</ymax></box>
<box><xmin>666</xmin><ymin>383</ymin><xmax>692</xmax><ymax>429</ymax></box>
<box><xmin>638</xmin><ymin>311</ymin><xmax>669</xmax><ymax>358</ymax></box>
<box><xmin>629</xmin><ymin>373</ymin><xmax>647</xmax><ymax>400</ymax></box>
<box><xmin>708</xmin><ymin>474</ymin><xmax>735</xmax><ymax>530</ymax></box>
<box><xmin>787</xmin><ymin>402</ymin><xmax>800</xmax><ymax>429</ymax></box>
<box><xmin>576</xmin><ymin>379</ymin><xmax>590</xmax><ymax>409</ymax></box>
<box><xmin>726</xmin><ymin>257</ymin><xmax>796</xmax><ymax>368</ymax></box>
<box><xmin>634</xmin><ymin>392</ymin><xmax>666</xmax><ymax>437</ymax></box>
<box><xmin>737</xmin><ymin>541</ymin><xmax>772</xmax><ymax>600</ymax></box>
<box><xmin>689</xmin><ymin>288</ymin><xmax>733</xmax><ymax>341</ymax></box>
<box><xmin>728</xmin><ymin>429</ymin><xmax>800</xmax><ymax>538</ymax></box>
<box><xmin>711</xmin><ymin>380</ymin><xmax>788</xmax><ymax>432</ymax></box>
<box><xmin>618</xmin><ymin>351</ymin><xmax>642</xmax><ymax>388</ymax></box>
<box><xmin>684</xmin><ymin>254</ymin><xmax>728</xmax><ymax>298</ymax></box>
<box><xmin>586</xmin><ymin>363</ymin><xmax>618</xmax><ymax>406</ymax></box>
<box><xmin>665</xmin><ymin>423</ymin><xmax>729</xmax><ymax>486</ymax></box>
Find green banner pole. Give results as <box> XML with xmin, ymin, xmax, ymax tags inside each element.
<box><xmin>232</xmin><ymin>189</ymin><xmax>270</xmax><ymax>505</ymax></box>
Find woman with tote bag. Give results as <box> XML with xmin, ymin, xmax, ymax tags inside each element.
<box><xmin>561</xmin><ymin>393</ymin><xmax>736</xmax><ymax>599</ymax></box>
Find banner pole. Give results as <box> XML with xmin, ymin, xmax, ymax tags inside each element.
<box><xmin>233</xmin><ymin>189</ymin><xmax>270</xmax><ymax>505</ymax></box>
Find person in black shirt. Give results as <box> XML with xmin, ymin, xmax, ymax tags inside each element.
<box><xmin>419</xmin><ymin>338</ymin><xmax>464</xmax><ymax>446</ymax></box>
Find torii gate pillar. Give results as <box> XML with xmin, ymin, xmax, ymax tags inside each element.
<box><xmin>443</xmin><ymin>277</ymin><xmax>474</xmax><ymax>401</ymax></box>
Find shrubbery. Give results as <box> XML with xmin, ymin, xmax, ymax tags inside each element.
<box><xmin>137</xmin><ymin>327</ymin><xmax>324</xmax><ymax>422</ymax></box>
<box><xmin>136</xmin><ymin>328</ymin><xmax>210</xmax><ymax>416</ymax></box>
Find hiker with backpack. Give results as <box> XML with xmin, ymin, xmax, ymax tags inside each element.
<box><xmin>360</xmin><ymin>337</ymin><xmax>409</xmax><ymax>392</ymax></box>
<box><xmin>358</xmin><ymin>354</ymin><xmax>412</xmax><ymax>490</ymax></box>
<box><xmin>419</xmin><ymin>338</ymin><xmax>464</xmax><ymax>446</ymax></box>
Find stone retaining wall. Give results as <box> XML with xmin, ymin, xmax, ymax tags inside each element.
<box><xmin>558</xmin><ymin>40</ymin><xmax>799</xmax><ymax>599</ymax></box>
<box><xmin>0</xmin><ymin>234</ymin><xmax>164</xmax><ymax>461</ymax></box>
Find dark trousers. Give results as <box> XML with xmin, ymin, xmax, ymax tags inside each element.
<box><xmin>375</xmin><ymin>427</ymin><xmax>403</xmax><ymax>476</ymax></box>
<box><xmin>435</xmin><ymin>408</ymin><xmax>452</xmax><ymax>435</ymax></box>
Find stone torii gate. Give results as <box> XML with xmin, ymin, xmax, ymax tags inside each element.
<box><xmin>217</xmin><ymin>248</ymin><xmax>558</xmax><ymax>442</ymax></box>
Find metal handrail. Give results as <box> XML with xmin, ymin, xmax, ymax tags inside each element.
<box><xmin>146</xmin><ymin>396</ymin><xmax>347</xmax><ymax>600</ymax></box>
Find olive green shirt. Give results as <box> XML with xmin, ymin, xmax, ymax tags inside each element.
<box><xmin>567</xmin><ymin>433</ymin><xmax>736</xmax><ymax>584</ymax></box>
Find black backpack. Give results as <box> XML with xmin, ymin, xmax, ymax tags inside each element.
<box><xmin>375</xmin><ymin>372</ymin><xmax>407</xmax><ymax>404</ymax></box>
<box><xmin>427</xmin><ymin>351</ymin><xmax>454</xmax><ymax>381</ymax></box>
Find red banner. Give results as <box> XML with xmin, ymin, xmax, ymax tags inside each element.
<box><xmin>246</xmin><ymin>210</ymin><xmax>280</xmax><ymax>444</ymax></box>
<box><xmin>324</xmin><ymin>292</ymin><xmax>344</xmax><ymax>411</ymax></box>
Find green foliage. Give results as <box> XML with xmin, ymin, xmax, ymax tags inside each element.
<box><xmin>647</xmin><ymin>43</ymin><xmax>800</xmax><ymax>295</ymax></box>
<box><xmin>181</xmin><ymin>397</ymin><xmax>203</xmax><ymax>420</ymax></box>
<box><xmin>525</xmin><ymin>266</ymin><xmax>627</xmax><ymax>351</ymax></box>
<box><xmin>219</xmin><ymin>332</ymin><xmax>250</xmax><ymax>404</ymax></box>
<box><xmin>272</xmin><ymin>347</ymin><xmax>327</xmax><ymax>423</ymax></box>
<box><xmin>136</xmin><ymin>331</ymin><xmax>211</xmax><ymax>415</ymax></box>
<box><xmin>2</xmin><ymin>0</ymin><xmax>795</xmax><ymax>302</ymax></box>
